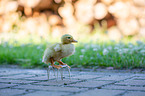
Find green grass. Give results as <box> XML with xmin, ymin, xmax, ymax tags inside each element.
<box><xmin>0</xmin><ymin>40</ymin><xmax>145</xmax><ymax>69</ymax></box>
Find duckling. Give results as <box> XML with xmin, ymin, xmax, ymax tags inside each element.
<box><xmin>42</xmin><ymin>34</ymin><xmax>77</xmax><ymax>69</ymax></box>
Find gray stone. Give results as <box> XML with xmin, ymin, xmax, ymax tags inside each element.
<box><xmin>71</xmin><ymin>74</ymin><xmax>101</xmax><ymax>80</ymax></box>
<box><xmin>0</xmin><ymin>89</ymin><xmax>26</xmax><ymax>96</ymax></box>
<box><xmin>0</xmin><ymin>83</ymin><xmax>17</xmax><ymax>88</ymax></box>
<box><xmin>132</xmin><ymin>77</ymin><xmax>145</xmax><ymax>80</ymax></box>
<box><xmin>67</xmin><ymin>80</ymin><xmax>113</xmax><ymax>88</ymax></box>
<box><xmin>115</xmin><ymin>79</ymin><xmax>145</xmax><ymax>86</ymax></box>
<box><xmin>22</xmin><ymin>91</ymin><xmax>69</xmax><ymax>96</ymax></box>
<box><xmin>34</xmin><ymin>79</ymin><xmax>80</xmax><ymax>86</ymax></box>
<box><xmin>73</xmin><ymin>89</ymin><xmax>125</xmax><ymax>96</ymax></box>
<box><xmin>123</xmin><ymin>91</ymin><xmax>145</xmax><ymax>96</ymax></box>
<box><xmin>0</xmin><ymin>68</ymin><xmax>145</xmax><ymax>96</ymax></box>
<box><xmin>0</xmin><ymin>70</ymin><xmax>27</xmax><ymax>76</ymax></box>
<box><xmin>0</xmin><ymin>79</ymin><xmax>37</xmax><ymax>84</ymax></box>
<box><xmin>96</xmin><ymin>75</ymin><xmax>132</xmax><ymax>81</ymax></box>
<box><xmin>24</xmin><ymin>76</ymin><xmax>50</xmax><ymax>81</ymax></box>
<box><xmin>134</xmin><ymin>74</ymin><xmax>145</xmax><ymax>77</ymax></box>
<box><xmin>0</xmin><ymin>74</ymin><xmax>34</xmax><ymax>79</ymax></box>
<box><xmin>14</xmin><ymin>84</ymin><xmax>86</xmax><ymax>92</ymax></box>
<box><xmin>103</xmin><ymin>85</ymin><xmax>145</xmax><ymax>91</ymax></box>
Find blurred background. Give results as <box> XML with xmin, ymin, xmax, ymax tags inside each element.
<box><xmin>0</xmin><ymin>0</ymin><xmax>145</xmax><ymax>69</ymax></box>
<box><xmin>0</xmin><ymin>0</ymin><xmax>145</xmax><ymax>42</ymax></box>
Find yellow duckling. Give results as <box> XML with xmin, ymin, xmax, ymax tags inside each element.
<box><xmin>42</xmin><ymin>34</ymin><xmax>77</xmax><ymax>69</ymax></box>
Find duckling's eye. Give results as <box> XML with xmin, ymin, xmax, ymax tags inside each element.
<box><xmin>67</xmin><ymin>37</ymin><xmax>71</xmax><ymax>39</ymax></box>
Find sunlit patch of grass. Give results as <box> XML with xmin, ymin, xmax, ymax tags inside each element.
<box><xmin>0</xmin><ymin>39</ymin><xmax>145</xmax><ymax>69</ymax></box>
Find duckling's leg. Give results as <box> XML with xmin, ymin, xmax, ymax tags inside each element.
<box><xmin>58</xmin><ymin>60</ymin><xmax>71</xmax><ymax>80</ymax></box>
<box><xmin>47</xmin><ymin>64</ymin><xmax>50</xmax><ymax>80</ymax></box>
<box><xmin>50</xmin><ymin>58</ymin><xmax>62</xmax><ymax>69</ymax></box>
<box><xmin>67</xmin><ymin>66</ymin><xmax>71</xmax><ymax>80</ymax></box>
<box><xmin>57</xmin><ymin>61</ymin><xmax>71</xmax><ymax>68</ymax></box>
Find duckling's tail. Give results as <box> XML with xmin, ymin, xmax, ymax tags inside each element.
<box><xmin>42</xmin><ymin>55</ymin><xmax>46</xmax><ymax>63</ymax></box>
<box><xmin>42</xmin><ymin>58</ymin><xmax>44</xmax><ymax>63</ymax></box>
<box><xmin>42</xmin><ymin>55</ymin><xmax>50</xmax><ymax>64</ymax></box>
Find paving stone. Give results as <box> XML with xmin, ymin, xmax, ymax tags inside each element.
<box><xmin>96</xmin><ymin>75</ymin><xmax>131</xmax><ymax>81</ymax></box>
<box><xmin>67</xmin><ymin>80</ymin><xmax>113</xmax><ymax>88</ymax></box>
<box><xmin>24</xmin><ymin>72</ymin><xmax>74</xmax><ymax>81</ymax></box>
<box><xmin>0</xmin><ymin>83</ymin><xmax>17</xmax><ymax>88</ymax></box>
<box><xmin>0</xmin><ymin>70</ymin><xmax>27</xmax><ymax>76</ymax></box>
<box><xmin>132</xmin><ymin>77</ymin><xmax>145</xmax><ymax>80</ymax></box>
<box><xmin>34</xmin><ymin>79</ymin><xmax>80</xmax><ymax>86</ymax></box>
<box><xmin>71</xmin><ymin>74</ymin><xmax>101</xmax><ymax>80</ymax></box>
<box><xmin>115</xmin><ymin>79</ymin><xmax>145</xmax><ymax>86</ymax></box>
<box><xmin>0</xmin><ymin>68</ymin><xmax>46</xmax><ymax>76</ymax></box>
<box><xmin>22</xmin><ymin>91</ymin><xmax>69</xmax><ymax>96</ymax></box>
<box><xmin>0</xmin><ymin>68</ymin><xmax>145</xmax><ymax>96</ymax></box>
<box><xmin>134</xmin><ymin>74</ymin><xmax>145</xmax><ymax>77</ymax></box>
<box><xmin>0</xmin><ymin>79</ymin><xmax>37</xmax><ymax>84</ymax></box>
<box><xmin>123</xmin><ymin>91</ymin><xmax>145</xmax><ymax>96</ymax></box>
<box><xmin>27</xmin><ymin>69</ymin><xmax>75</xmax><ymax>76</ymax></box>
<box><xmin>76</xmin><ymin>72</ymin><xmax>103</xmax><ymax>75</ymax></box>
<box><xmin>103</xmin><ymin>85</ymin><xmax>145</xmax><ymax>91</ymax></box>
<box><xmin>73</xmin><ymin>89</ymin><xmax>125</xmax><ymax>96</ymax></box>
<box><xmin>24</xmin><ymin>75</ymin><xmax>55</xmax><ymax>81</ymax></box>
<box><xmin>0</xmin><ymin>89</ymin><xmax>26</xmax><ymax>96</ymax></box>
<box><xmin>0</xmin><ymin>74</ymin><xmax>34</xmax><ymax>79</ymax></box>
<box><xmin>14</xmin><ymin>84</ymin><xmax>86</xmax><ymax>92</ymax></box>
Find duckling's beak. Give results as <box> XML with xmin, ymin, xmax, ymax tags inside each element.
<box><xmin>72</xmin><ymin>39</ymin><xmax>78</xmax><ymax>43</ymax></box>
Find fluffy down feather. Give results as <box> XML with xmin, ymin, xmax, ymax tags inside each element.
<box><xmin>42</xmin><ymin>43</ymin><xmax>75</xmax><ymax>64</ymax></box>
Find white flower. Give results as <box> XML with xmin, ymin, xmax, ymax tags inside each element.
<box><xmin>107</xmin><ymin>46</ymin><xmax>112</xmax><ymax>50</ymax></box>
<box><xmin>86</xmin><ymin>45</ymin><xmax>90</xmax><ymax>49</ymax></box>
<box><xmin>79</xmin><ymin>55</ymin><xmax>84</xmax><ymax>59</ymax></box>
<box><xmin>128</xmin><ymin>43</ymin><xmax>134</xmax><ymax>48</ymax></box>
<box><xmin>123</xmin><ymin>48</ymin><xmax>128</xmax><ymax>53</ymax></box>
<box><xmin>37</xmin><ymin>46</ymin><xmax>41</xmax><ymax>49</ymax></box>
<box><xmin>81</xmin><ymin>49</ymin><xmax>85</xmax><ymax>53</ymax></box>
<box><xmin>90</xmin><ymin>57</ymin><xmax>94</xmax><ymax>59</ymax></box>
<box><xmin>117</xmin><ymin>49</ymin><xmax>123</xmax><ymax>55</ymax></box>
<box><xmin>21</xmin><ymin>44</ymin><xmax>25</xmax><ymax>47</ymax></box>
<box><xmin>3</xmin><ymin>41</ymin><xmax>8</xmax><ymax>47</ymax></box>
<box><xmin>103</xmin><ymin>49</ymin><xmax>109</xmax><ymax>55</ymax></box>
<box><xmin>136</xmin><ymin>40</ymin><xmax>143</xmax><ymax>45</ymax></box>
<box><xmin>9</xmin><ymin>45</ymin><xmax>13</xmax><ymax>48</ymax></box>
<box><xmin>140</xmin><ymin>50</ymin><xmax>145</xmax><ymax>53</ymax></box>
<box><xmin>91</xmin><ymin>44</ymin><xmax>96</xmax><ymax>48</ymax></box>
<box><xmin>128</xmin><ymin>51</ymin><xmax>133</xmax><ymax>54</ymax></box>
<box><xmin>114</xmin><ymin>47</ymin><xmax>119</xmax><ymax>50</ymax></box>
<box><xmin>93</xmin><ymin>48</ymin><xmax>97</xmax><ymax>51</ymax></box>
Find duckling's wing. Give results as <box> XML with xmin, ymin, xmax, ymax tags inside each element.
<box><xmin>42</xmin><ymin>43</ymin><xmax>62</xmax><ymax>63</ymax></box>
<box><xmin>53</xmin><ymin>43</ymin><xmax>62</xmax><ymax>52</ymax></box>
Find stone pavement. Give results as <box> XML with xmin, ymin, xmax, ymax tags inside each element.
<box><xmin>0</xmin><ymin>68</ymin><xmax>145</xmax><ymax>96</ymax></box>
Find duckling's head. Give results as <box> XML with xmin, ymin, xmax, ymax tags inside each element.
<box><xmin>61</xmin><ymin>34</ymin><xmax>78</xmax><ymax>44</ymax></box>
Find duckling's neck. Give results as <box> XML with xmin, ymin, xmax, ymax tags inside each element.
<box><xmin>62</xmin><ymin>42</ymin><xmax>71</xmax><ymax>45</ymax></box>
<box><xmin>62</xmin><ymin>43</ymin><xmax>71</xmax><ymax>45</ymax></box>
